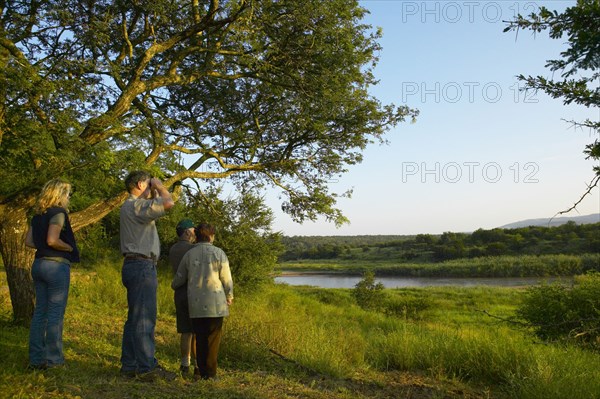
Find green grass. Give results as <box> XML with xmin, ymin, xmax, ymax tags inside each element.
<box><xmin>2</xmin><ymin>262</ymin><xmax>600</xmax><ymax>398</ymax></box>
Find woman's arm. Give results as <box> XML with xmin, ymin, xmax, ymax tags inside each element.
<box><xmin>47</xmin><ymin>224</ymin><xmax>73</xmax><ymax>252</ymax></box>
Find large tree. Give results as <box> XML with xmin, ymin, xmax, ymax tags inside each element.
<box><xmin>505</xmin><ymin>0</ymin><xmax>600</xmax><ymax>211</ymax></box>
<box><xmin>0</xmin><ymin>0</ymin><xmax>415</xmax><ymax>323</ymax></box>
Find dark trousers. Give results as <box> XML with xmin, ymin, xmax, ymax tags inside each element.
<box><xmin>192</xmin><ymin>317</ymin><xmax>223</xmax><ymax>378</ymax></box>
<box><xmin>120</xmin><ymin>259</ymin><xmax>158</xmax><ymax>373</ymax></box>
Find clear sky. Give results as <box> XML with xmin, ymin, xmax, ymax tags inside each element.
<box><xmin>267</xmin><ymin>0</ymin><xmax>600</xmax><ymax>236</ymax></box>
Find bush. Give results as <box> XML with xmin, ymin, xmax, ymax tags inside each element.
<box><xmin>352</xmin><ymin>271</ymin><xmax>385</xmax><ymax>310</ymax></box>
<box><xmin>517</xmin><ymin>272</ymin><xmax>600</xmax><ymax>348</ymax></box>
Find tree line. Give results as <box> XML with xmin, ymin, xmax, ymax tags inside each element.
<box><xmin>280</xmin><ymin>221</ymin><xmax>600</xmax><ymax>262</ymax></box>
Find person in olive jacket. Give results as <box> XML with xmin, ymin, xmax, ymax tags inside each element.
<box><xmin>171</xmin><ymin>223</ymin><xmax>233</xmax><ymax>380</ymax></box>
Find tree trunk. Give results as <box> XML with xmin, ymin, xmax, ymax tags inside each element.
<box><xmin>0</xmin><ymin>203</ymin><xmax>35</xmax><ymax>326</ymax></box>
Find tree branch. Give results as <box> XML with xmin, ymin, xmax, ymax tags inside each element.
<box><xmin>555</xmin><ymin>173</ymin><xmax>600</xmax><ymax>217</ymax></box>
<box><xmin>69</xmin><ymin>192</ymin><xmax>129</xmax><ymax>231</ymax></box>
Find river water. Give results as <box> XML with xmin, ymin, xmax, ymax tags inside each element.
<box><xmin>275</xmin><ymin>274</ymin><xmax>571</xmax><ymax>289</ymax></box>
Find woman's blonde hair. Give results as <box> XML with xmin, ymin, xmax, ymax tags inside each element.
<box><xmin>34</xmin><ymin>179</ymin><xmax>72</xmax><ymax>214</ymax></box>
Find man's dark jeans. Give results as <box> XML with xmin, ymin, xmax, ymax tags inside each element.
<box><xmin>120</xmin><ymin>259</ymin><xmax>158</xmax><ymax>373</ymax></box>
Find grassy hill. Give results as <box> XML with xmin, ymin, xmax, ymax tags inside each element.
<box><xmin>2</xmin><ymin>262</ymin><xmax>600</xmax><ymax>398</ymax></box>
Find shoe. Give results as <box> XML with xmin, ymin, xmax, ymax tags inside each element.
<box><xmin>136</xmin><ymin>365</ymin><xmax>177</xmax><ymax>382</ymax></box>
<box><xmin>27</xmin><ymin>363</ymin><xmax>47</xmax><ymax>371</ymax></box>
<box><xmin>192</xmin><ymin>368</ymin><xmax>218</xmax><ymax>381</ymax></box>
<box><xmin>179</xmin><ymin>365</ymin><xmax>190</xmax><ymax>374</ymax></box>
<box><xmin>119</xmin><ymin>369</ymin><xmax>137</xmax><ymax>379</ymax></box>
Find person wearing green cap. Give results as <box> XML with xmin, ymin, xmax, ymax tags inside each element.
<box><xmin>169</xmin><ymin>218</ymin><xmax>197</xmax><ymax>374</ymax></box>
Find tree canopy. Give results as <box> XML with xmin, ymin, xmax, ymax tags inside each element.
<box><xmin>0</xmin><ymin>0</ymin><xmax>416</xmax><ymax>323</ymax></box>
<box><xmin>1</xmin><ymin>0</ymin><xmax>415</xmax><ymax>222</ymax></box>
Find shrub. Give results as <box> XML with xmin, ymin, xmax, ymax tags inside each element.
<box><xmin>352</xmin><ymin>271</ymin><xmax>385</xmax><ymax>310</ymax></box>
<box><xmin>517</xmin><ymin>272</ymin><xmax>600</xmax><ymax>348</ymax></box>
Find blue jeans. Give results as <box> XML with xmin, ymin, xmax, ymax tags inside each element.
<box><xmin>29</xmin><ymin>258</ymin><xmax>70</xmax><ymax>367</ymax></box>
<box><xmin>120</xmin><ymin>259</ymin><xmax>158</xmax><ymax>373</ymax></box>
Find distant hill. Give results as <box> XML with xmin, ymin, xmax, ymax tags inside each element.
<box><xmin>499</xmin><ymin>213</ymin><xmax>600</xmax><ymax>229</ymax></box>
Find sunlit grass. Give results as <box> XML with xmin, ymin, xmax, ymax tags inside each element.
<box><xmin>2</xmin><ymin>263</ymin><xmax>600</xmax><ymax>398</ymax></box>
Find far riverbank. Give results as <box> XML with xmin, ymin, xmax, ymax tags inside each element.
<box><xmin>277</xmin><ymin>254</ymin><xmax>600</xmax><ymax>279</ymax></box>
<box><xmin>275</xmin><ymin>272</ymin><xmax>572</xmax><ymax>289</ymax></box>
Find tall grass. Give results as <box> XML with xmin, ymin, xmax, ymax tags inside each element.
<box><xmin>223</xmin><ymin>285</ymin><xmax>368</xmax><ymax>377</ymax></box>
<box><xmin>225</xmin><ymin>283</ymin><xmax>600</xmax><ymax>398</ymax></box>
<box><xmin>2</xmin><ymin>264</ymin><xmax>600</xmax><ymax>398</ymax></box>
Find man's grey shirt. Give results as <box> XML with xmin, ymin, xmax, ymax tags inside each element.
<box><xmin>120</xmin><ymin>194</ymin><xmax>166</xmax><ymax>259</ymax></box>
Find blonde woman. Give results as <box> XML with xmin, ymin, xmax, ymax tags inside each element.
<box><xmin>25</xmin><ymin>178</ymin><xmax>79</xmax><ymax>370</ymax></box>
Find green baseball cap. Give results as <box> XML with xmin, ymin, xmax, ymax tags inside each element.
<box><xmin>176</xmin><ymin>219</ymin><xmax>195</xmax><ymax>235</ymax></box>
